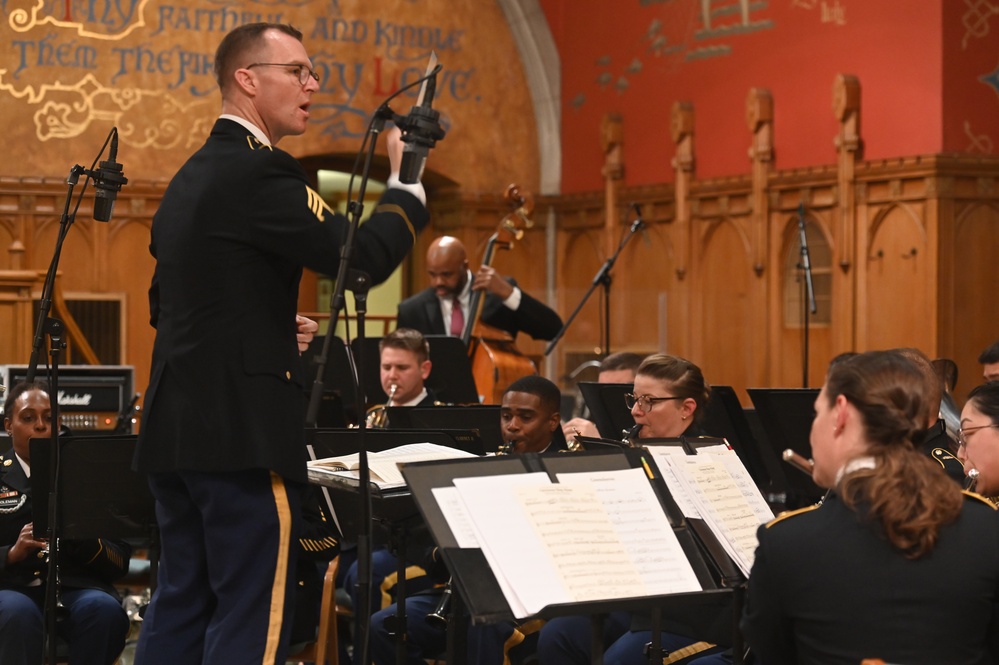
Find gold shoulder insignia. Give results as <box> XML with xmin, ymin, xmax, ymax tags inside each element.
<box><xmin>766</xmin><ymin>503</ymin><xmax>820</xmax><ymax>528</ymax></box>
<box><xmin>306</xmin><ymin>186</ymin><xmax>335</xmax><ymax>221</ymax></box>
<box><xmin>962</xmin><ymin>490</ymin><xmax>997</xmax><ymax>509</ymax></box>
<box><xmin>2</xmin><ymin>459</ymin><xmax>11</xmax><ymax>467</ymax></box>
<box><xmin>245</xmin><ymin>136</ymin><xmax>273</xmax><ymax>151</ymax></box>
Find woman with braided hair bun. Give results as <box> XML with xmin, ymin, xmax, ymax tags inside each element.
<box><xmin>743</xmin><ymin>350</ymin><xmax>999</xmax><ymax>665</ymax></box>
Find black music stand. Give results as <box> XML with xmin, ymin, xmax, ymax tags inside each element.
<box><xmin>401</xmin><ymin>452</ymin><xmax>743</xmax><ymax>665</ymax></box>
<box><xmin>386</xmin><ymin>405</ymin><xmax>505</xmax><ymax>453</ymax></box>
<box><xmin>747</xmin><ymin>388</ymin><xmax>824</xmax><ymax>506</ymax></box>
<box><xmin>301</xmin><ymin>335</ymin><xmax>357</xmax><ymax>427</ymax></box>
<box><xmin>577</xmin><ymin>382</ymin><xmax>634</xmax><ymax>439</ymax></box>
<box><xmin>351</xmin><ymin>335</ymin><xmax>479</xmax><ymax>406</ymax></box>
<box><xmin>308</xmin><ymin>428</ymin><xmax>475</xmax><ymax>665</ymax></box>
<box><xmin>31</xmin><ymin>435</ymin><xmax>156</xmax><ymax>542</ymax></box>
<box><xmin>701</xmin><ymin>386</ymin><xmax>779</xmax><ymax>491</ymax></box>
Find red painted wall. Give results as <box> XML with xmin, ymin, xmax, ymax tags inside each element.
<box><xmin>541</xmin><ymin>0</ymin><xmax>954</xmax><ymax>194</ymax></box>
<box><xmin>943</xmin><ymin>3</ymin><xmax>999</xmax><ymax>155</ymax></box>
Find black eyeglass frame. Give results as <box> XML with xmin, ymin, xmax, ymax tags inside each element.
<box><xmin>245</xmin><ymin>62</ymin><xmax>320</xmax><ymax>86</ymax></box>
<box><xmin>624</xmin><ymin>393</ymin><xmax>685</xmax><ymax>412</ymax></box>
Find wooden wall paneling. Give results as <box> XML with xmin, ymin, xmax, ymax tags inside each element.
<box><xmin>833</xmin><ymin>74</ymin><xmax>862</xmax><ymax>360</ymax></box>
<box><xmin>952</xmin><ymin>199</ymin><xmax>999</xmax><ymax>399</ymax></box>
<box><xmin>0</xmin><ymin>270</ymin><xmax>43</xmax><ymax>365</ymax></box>
<box><xmin>670</xmin><ymin>101</ymin><xmax>695</xmax><ymax>358</ymax></box>
<box><xmin>859</xmin><ymin>198</ymin><xmax>934</xmax><ymax>353</ymax></box>
<box><xmin>699</xmin><ymin>218</ymin><xmax>757</xmax><ymax>399</ymax></box>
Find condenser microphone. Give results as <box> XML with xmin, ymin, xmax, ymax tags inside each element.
<box><xmin>398</xmin><ymin>55</ymin><xmax>446</xmax><ymax>184</ymax></box>
<box><xmin>92</xmin><ymin>131</ymin><xmax>128</xmax><ymax>222</ymax></box>
<box><xmin>631</xmin><ymin>202</ymin><xmax>651</xmax><ymax>246</ymax></box>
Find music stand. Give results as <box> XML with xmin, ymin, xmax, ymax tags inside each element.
<box><xmin>386</xmin><ymin>405</ymin><xmax>505</xmax><ymax>453</ymax></box>
<box><xmin>577</xmin><ymin>382</ymin><xmax>634</xmax><ymax>439</ymax></box>
<box><xmin>301</xmin><ymin>335</ymin><xmax>357</xmax><ymax>427</ymax></box>
<box><xmin>701</xmin><ymin>386</ymin><xmax>779</xmax><ymax>491</ymax></box>
<box><xmin>31</xmin><ymin>435</ymin><xmax>156</xmax><ymax>542</ymax></box>
<box><xmin>351</xmin><ymin>335</ymin><xmax>479</xmax><ymax>406</ymax></box>
<box><xmin>400</xmin><ymin>452</ymin><xmax>743</xmax><ymax>664</ymax></box>
<box><xmin>746</xmin><ymin>388</ymin><xmax>824</xmax><ymax>506</ymax></box>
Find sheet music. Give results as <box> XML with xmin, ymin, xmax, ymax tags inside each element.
<box><xmin>453</xmin><ymin>468</ymin><xmax>704</xmax><ymax>618</ymax></box>
<box><xmin>646</xmin><ymin>447</ymin><xmax>702</xmax><ymax>518</ymax></box>
<box><xmin>453</xmin><ymin>472</ymin><xmax>558</xmax><ymax>618</ymax></box>
<box><xmin>516</xmin><ymin>484</ymin><xmax>644</xmax><ymax>602</ymax></box>
<box><xmin>554</xmin><ymin>468</ymin><xmax>701</xmax><ymax>596</ymax></box>
<box><xmin>667</xmin><ymin>454</ymin><xmax>771</xmax><ymax>576</ymax></box>
<box><xmin>308</xmin><ymin>442</ymin><xmax>476</xmax><ymax>489</ymax></box>
<box><xmin>431</xmin><ymin>486</ymin><xmax>480</xmax><ymax>548</ymax></box>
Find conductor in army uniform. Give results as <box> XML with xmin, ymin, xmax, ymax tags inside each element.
<box><xmin>133</xmin><ymin>22</ymin><xmax>430</xmax><ymax>665</ymax></box>
<box><xmin>0</xmin><ymin>381</ymin><xmax>131</xmax><ymax>665</ymax></box>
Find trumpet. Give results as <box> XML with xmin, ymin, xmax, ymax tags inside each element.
<box><xmin>365</xmin><ymin>384</ymin><xmax>397</xmax><ymax>429</ymax></box>
<box><xmin>966</xmin><ymin>468</ymin><xmax>981</xmax><ymax>493</ymax></box>
<box><xmin>425</xmin><ymin>578</ymin><xmax>453</xmax><ymax>628</ymax></box>
<box><xmin>931</xmin><ymin>447</ymin><xmax>981</xmax><ymax>492</ymax></box>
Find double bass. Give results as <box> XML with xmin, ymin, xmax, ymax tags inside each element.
<box><xmin>460</xmin><ymin>184</ymin><xmax>539</xmax><ymax>404</ymax></box>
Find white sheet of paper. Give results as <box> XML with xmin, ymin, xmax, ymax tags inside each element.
<box><xmin>647</xmin><ymin>447</ymin><xmax>702</xmax><ymax>518</ymax></box>
<box><xmin>431</xmin><ymin>486</ymin><xmax>480</xmax><ymax>548</ymax></box>
<box><xmin>554</xmin><ymin>467</ymin><xmax>702</xmax><ymax>595</ymax></box>
<box><xmin>453</xmin><ymin>472</ymin><xmax>557</xmax><ymax>618</ymax></box>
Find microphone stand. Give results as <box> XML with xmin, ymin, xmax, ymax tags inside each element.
<box><xmin>303</xmin><ymin>106</ymin><xmax>392</xmax><ymax>665</ymax></box>
<box><xmin>545</xmin><ymin>208</ymin><xmax>646</xmax><ymax>357</ymax></box>
<box><xmin>796</xmin><ymin>203</ymin><xmax>817</xmax><ymax>388</ymax></box>
<box><xmin>27</xmin><ymin>161</ymin><xmax>89</xmax><ymax>665</ymax></box>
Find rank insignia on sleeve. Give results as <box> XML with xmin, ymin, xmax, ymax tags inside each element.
<box><xmin>307</xmin><ymin>186</ymin><xmax>334</xmax><ymax>221</ymax></box>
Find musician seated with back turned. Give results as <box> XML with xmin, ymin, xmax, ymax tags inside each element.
<box><xmin>742</xmin><ymin>350</ymin><xmax>999</xmax><ymax>665</ymax></box>
<box><xmin>396</xmin><ymin>235</ymin><xmax>563</xmax><ymax>342</ymax></box>
<box><xmin>539</xmin><ymin>353</ymin><xmax>730</xmax><ymax>665</ymax></box>
<box><xmin>367</xmin><ymin>375</ymin><xmax>565</xmax><ymax>665</ymax></box>
<box><xmin>0</xmin><ymin>381</ymin><xmax>131</xmax><ymax>665</ymax></box>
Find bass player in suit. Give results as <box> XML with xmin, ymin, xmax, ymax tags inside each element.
<box><xmin>132</xmin><ymin>22</ymin><xmax>430</xmax><ymax>665</ymax></box>
<box><xmin>396</xmin><ymin>235</ymin><xmax>562</xmax><ymax>343</ymax></box>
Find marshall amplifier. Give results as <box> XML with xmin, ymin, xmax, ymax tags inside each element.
<box><xmin>0</xmin><ymin>365</ymin><xmax>135</xmax><ymax>434</ymax></box>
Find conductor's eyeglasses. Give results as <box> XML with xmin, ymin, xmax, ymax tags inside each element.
<box><xmin>957</xmin><ymin>424</ymin><xmax>999</xmax><ymax>450</ymax></box>
<box><xmin>624</xmin><ymin>393</ymin><xmax>683</xmax><ymax>412</ymax></box>
<box><xmin>246</xmin><ymin>62</ymin><xmax>320</xmax><ymax>86</ymax></box>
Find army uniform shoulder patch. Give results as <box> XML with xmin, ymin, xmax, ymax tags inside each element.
<box><xmin>766</xmin><ymin>503</ymin><xmax>821</xmax><ymax>528</ymax></box>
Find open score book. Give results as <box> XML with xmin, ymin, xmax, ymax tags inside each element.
<box><xmin>308</xmin><ymin>442</ymin><xmax>478</xmax><ymax>489</ymax></box>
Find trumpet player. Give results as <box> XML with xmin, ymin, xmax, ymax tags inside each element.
<box><xmin>957</xmin><ymin>380</ymin><xmax>999</xmax><ymax>497</ymax></box>
<box><xmin>378</xmin><ymin>328</ymin><xmax>436</xmax><ymax>408</ymax></box>
<box><xmin>0</xmin><ymin>381</ymin><xmax>131</xmax><ymax>665</ymax></box>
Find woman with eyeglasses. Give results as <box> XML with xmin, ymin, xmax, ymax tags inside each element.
<box><xmin>742</xmin><ymin>351</ymin><xmax>999</xmax><ymax>664</ymax></box>
<box><xmin>538</xmin><ymin>353</ymin><xmax>727</xmax><ymax>665</ymax></box>
<box><xmin>957</xmin><ymin>380</ymin><xmax>999</xmax><ymax>497</ymax></box>
<box><xmin>626</xmin><ymin>353</ymin><xmax>711</xmax><ymax>440</ymax></box>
